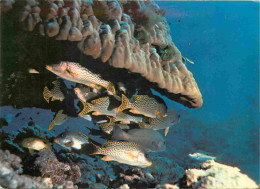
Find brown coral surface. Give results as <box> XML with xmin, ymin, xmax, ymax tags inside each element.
<box><xmin>0</xmin><ymin>0</ymin><xmax>202</xmax><ymax>108</ymax></box>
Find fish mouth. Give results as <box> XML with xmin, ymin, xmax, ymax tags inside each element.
<box><xmin>46</xmin><ymin>65</ymin><xmax>52</xmax><ymax>71</ymax></box>
<box><xmin>147</xmin><ymin>162</ymin><xmax>152</xmax><ymax>166</ymax></box>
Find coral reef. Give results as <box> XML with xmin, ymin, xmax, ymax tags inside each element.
<box><xmin>35</xmin><ymin>148</ymin><xmax>81</xmax><ymax>186</ymax></box>
<box><xmin>0</xmin><ymin>149</ymin><xmax>51</xmax><ymax>188</ymax></box>
<box><xmin>179</xmin><ymin>160</ymin><xmax>259</xmax><ymax>189</ymax></box>
<box><xmin>1</xmin><ymin>0</ymin><xmax>202</xmax><ymax>108</ymax></box>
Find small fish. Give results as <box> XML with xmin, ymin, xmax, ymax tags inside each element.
<box><xmin>48</xmin><ymin>110</ymin><xmax>67</xmax><ymax>130</ymax></box>
<box><xmin>188</xmin><ymin>151</ymin><xmax>219</xmax><ymax>162</ymax></box>
<box><xmin>74</xmin><ymin>85</ymin><xmax>99</xmax><ymax>102</ymax></box>
<box><xmin>112</xmin><ymin>126</ymin><xmax>166</xmax><ymax>152</ymax></box>
<box><xmin>22</xmin><ymin>137</ymin><xmax>51</xmax><ymax>154</ymax></box>
<box><xmin>114</xmin><ymin>112</ymin><xmax>143</xmax><ymax>124</ymax></box>
<box><xmin>54</xmin><ymin>131</ymin><xmax>90</xmax><ymax>150</ymax></box>
<box><xmin>118</xmin><ymin>82</ymin><xmax>127</xmax><ymax>93</ymax></box>
<box><xmin>185</xmin><ymin>57</ymin><xmax>194</xmax><ymax>64</ymax></box>
<box><xmin>91</xmin><ymin>141</ymin><xmax>152</xmax><ymax>168</ymax></box>
<box><xmin>138</xmin><ymin>109</ymin><xmax>180</xmax><ymax>136</ymax></box>
<box><xmin>99</xmin><ymin>117</ymin><xmax>130</xmax><ymax>134</ymax></box>
<box><xmin>78</xmin><ymin>97</ymin><xmax>117</xmax><ymax>117</ymax></box>
<box><xmin>117</xmin><ymin>94</ymin><xmax>167</xmax><ymax>118</ymax></box>
<box><xmin>28</xmin><ymin>68</ymin><xmax>39</xmax><ymax>74</ymax></box>
<box><xmin>46</xmin><ymin>61</ymin><xmax>116</xmax><ymax>95</ymax></box>
<box><xmin>43</xmin><ymin>80</ymin><xmax>65</xmax><ymax>103</ymax></box>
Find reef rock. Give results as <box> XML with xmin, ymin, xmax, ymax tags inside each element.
<box><xmin>1</xmin><ymin>0</ymin><xmax>202</xmax><ymax>108</ymax></box>
<box><xmin>180</xmin><ymin>160</ymin><xmax>258</xmax><ymax>189</ymax></box>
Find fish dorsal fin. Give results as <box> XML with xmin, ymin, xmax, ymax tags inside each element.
<box><xmin>132</xmin><ymin>95</ymin><xmax>148</xmax><ymax>102</ymax></box>
<box><xmin>103</xmin><ymin>141</ymin><xmax>116</xmax><ymax>148</ymax></box>
<box><xmin>91</xmin><ymin>97</ymin><xmax>108</xmax><ymax>105</ymax></box>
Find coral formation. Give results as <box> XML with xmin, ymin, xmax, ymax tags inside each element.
<box><xmin>180</xmin><ymin>160</ymin><xmax>258</xmax><ymax>189</ymax></box>
<box><xmin>1</xmin><ymin>0</ymin><xmax>202</xmax><ymax>108</ymax></box>
<box><xmin>35</xmin><ymin>148</ymin><xmax>81</xmax><ymax>186</ymax></box>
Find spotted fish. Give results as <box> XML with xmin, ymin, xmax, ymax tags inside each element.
<box><xmin>46</xmin><ymin>61</ymin><xmax>115</xmax><ymax>94</ymax></box>
<box><xmin>99</xmin><ymin>117</ymin><xmax>130</xmax><ymax>134</ymax></box>
<box><xmin>112</xmin><ymin>126</ymin><xmax>166</xmax><ymax>152</ymax></box>
<box><xmin>117</xmin><ymin>94</ymin><xmax>167</xmax><ymax>118</ymax></box>
<box><xmin>43</xmin><ymin>80</ymin><xmax>65</xmax><ymax>103</ymax></box>
<box><xmin>91</xmin><ymin>141</ymin><xmax>152</xmax><ymax>168</ymax></box>
<box><xmin>78</xmin><ymin>97</ymin><xmax>117</xmax><ymax>117</ymax></box>
<box><xmin>48</xmin><ymin>110</ymin><xmax>67</xmax><ymax>130</ymax></box>
<box><xmin>22</xmin><ymin>137</ymin><xmax>51</xmax><ymax>154</ymax></box>
<box><xmin>54</xmin><ymin>131</ymin><xmax>90</xmax><ymax>150</ymax></box>
<box><xmin>138</xmin><ymin>109</ymin><xmax>180</xmax><ymax>136</ymax></box>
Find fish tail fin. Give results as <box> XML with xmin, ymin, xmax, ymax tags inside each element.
<box><xmin>117</xmin><ymin>94</ymin><xmax>131</xmax><ymax>113</ymax></box>
<box><xmin>78</xmin><ymin>101</ymin><xmax>92</xmax><ymax>116</ymax></box>
<box><xmin>48</xmin><ymin>120</ymin><xmax>55</xmax><ymax>130</ymax></box>
<box><xmin>107</xmin><ymin>82</ymin><xmax>116</xmax><ymax>95</ymax></box>
<box><xmin>112</xmin><ymin>125</ymin><xmax>129</xmax><ymax>141</ymax></box>
<box><xmin>90</xmin><ymin>142</ymin><xmax>102</xmax><ymax>155</ymax></box>
<box><xmin>43</xmin><ymin>86</ymin><xmax>51</xmax><ymax>103</ymax></box>
<box><xmin>138</xmin><ymin>122</ymin><xmax>147</xmax><ymax>129</ymax></box>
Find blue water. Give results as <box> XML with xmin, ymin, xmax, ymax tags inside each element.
<box><xmin>157</xmin><ymin>1</ymin><xmax>259</xmax><ymax>182</ymax></box>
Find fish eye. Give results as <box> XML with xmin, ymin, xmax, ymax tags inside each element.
<box><xmin>145</xmin><ymin>154</ymin><xmax>149</xmax><ymax>159</ymax></box>
<box><xmin>163</xmin><ymin>141</ymin><xmax>166</xmax><ymax>145</ymax></box>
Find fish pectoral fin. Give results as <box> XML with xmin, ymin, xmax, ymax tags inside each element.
<box><xmin>129</xmin><ymin>109</ymin><xmax>140</xmax><ymax>114</ymax></box>
<box><xmin>125</xmin><ymin>152</ymin><xmax>138</xmax><ymax>160</ymax></box>
<box><xmin>165</xmin><ymin>127</ymin><xmax>170</xmax><ymax>136</ymax></box>
<box><xmin>51</xmin><ymin>97</ymin><xmax>55</xmax><ymax>101</ymax></box>
<box><xmin>92</xmin><ymin>112</ymin><xmax>102</xmax><ymax>116</ymax></box>
<box><xmin>101</xmin><ymin>156</ymin><xmax>114</xmax><ymax>161</ymax></box>
<box><xmin>59</xmin><ymin>98</ymin><xmax>63</xmax><ymax>102</ymax></box>
<box><xmin>66</xmin><ymin>69</ymin><xmax>78</xmax><ymax>77</ymax></box>
<box><xmin>155</xmin><ymin>110</ymin><xmax>164</xmax><ymax>119</ymax></box>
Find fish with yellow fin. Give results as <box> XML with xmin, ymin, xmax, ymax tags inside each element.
<box><xmin>46</xmin><ymin>61</ymin><xmax>115</xmax><ymax>95</ymax></box>
<box><xmin>78</xmin><ymin>96</ymin><xmax>117</xmax><ymax>117</ymax></box>
<box><xmin>48</xmin><ymin>110</ymin><xmax>67</xmax><ymax>130</ymax></box>
<box><xmin>54</xmin><ymin>131</ymin><xmax>90</xmax><ymax>150</ymax></box>
<box><xmin>22</xmin><ymin>137</ymin><xmax>51</xmax><ymax>155</ymax></box>
<box><xmin>43</xmin><ymin>80</ymin><xmax>65</xmax><ymax>103</ymax></box>
<box><xmin>74</xmin><ymin>85</ymin><xmax>99</xmax><ymax>102</ymax></box>
<box><xmin>117</xmin><ymin>94</ymin><xmax>167</xmax><ymax>118</ymax></box>
<box><xmin>99</xmin><ymin>117</ymin><xmax>130</xmax><ymax>134</ymax></box>
<box><xmin>91</xmin><ymin>141</ymin><xmax>152</xmax><ymax>168</ymax></box>
<box><xmin>138</xmin><ymin>109</ymin><xmax>180</xmax><ymax>136</ymax></box>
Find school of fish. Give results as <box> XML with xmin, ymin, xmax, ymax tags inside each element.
<box><xmin>23</xmin><ymin>61</ymin><xmax>182</xmax><ymax>168</ymax></box>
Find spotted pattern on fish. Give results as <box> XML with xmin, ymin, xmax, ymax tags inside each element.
<box><xmin>117</xmin><ymin>94</ymin><xmax>167</xmax><ymax>118</ymax></box>
<box><xmin>138</xmin><ymin>109</ymin><xmax>180</xmax><ymax>135</ymax></box>
<box><xmin>79</xmin><ymin>97</ymin><xmax>116</xmax><ymax>117</ymax></box>
<box><xmin>43</xmin><ymin>80</ymin><xmax>65</xmax><ymax>103</ymax></box>
<box><xmin>46</xmin><ymin>62</ymin><xmax>115</xmax><ymax>94</ymax></box>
